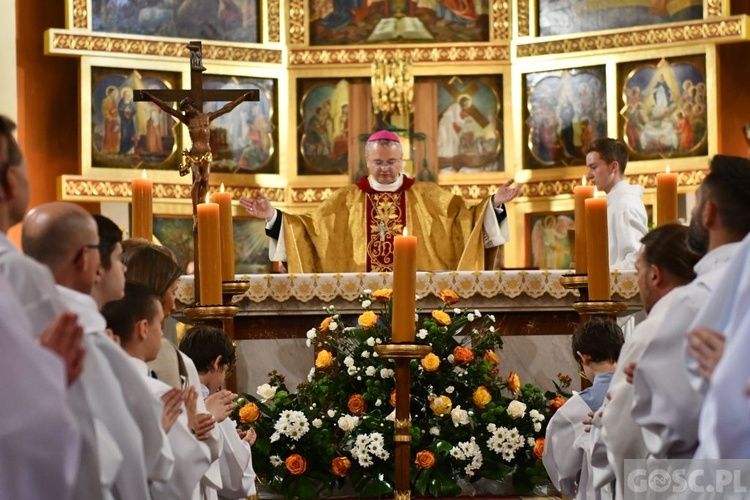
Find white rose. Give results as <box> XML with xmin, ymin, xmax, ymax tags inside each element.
<box><xmin>527</xmin><ymin>437</ymin><xmax>536</xmax><ymax>447</ymax></box>
<box><xmin>375</xmin><ymin>399</ymin><xmax>382</xmax><ymax>407</ymax></box>
<box><xmin>306</xmin><ymin>329</ymin><xmax>317</xmax><ymax>339</ymax></box>
<box><xmin>305</xmin><ymin>339</ymin><xmax>312</xmax><ymax>348</ymax></box>
<box><xmin>474</xmin><ymin>310</ymin><xmax>481</xmax><ymax>317</ymax></box>
<box><xmin>344</xmin><ymin>356</ymin><xmax>355</xmax><ymax>367</ymax></box>
<box><xmin>312</xmin><ymin>418</ymin><xmax>323</xmax><ymax>428</ymax></box>
<box><xmin>467</xmin><ymin>313</ymin><xmax>475</xmax><ymax>322</ymax></box>
<box><xmin>488</xmin><ymin>314</ymin><xmax>496</xmax><ymax>322</ymax></box>
<box><xmin>507</xmin><ymin>400</ymin><xmax>527</xmax><ymax>419</ymax></box>
<box><xmin>327</xmin><ymin>409</ymin><xmax>336</xmax><ymax>418</ymax></box>
<box><xmin>365</xmin><ymin>366</ymin><xmax>377</xmax><ymax>376</ymax></box>
<box><xmin>454</xmin><ymin>308</ymin><xmax>462</xmax><ymax>315</ymax></box>
<box><xmin>329</xmin><ymin>321</ymin><xmax>338</xmax><ymax>331</ymax></box>
<box><xmin>380</xmin><ymin>368</ymin><xmax>394</xmax><ymax>379</ymax></box>
<box><xmin>362</xmin><ymin>299</ymin><xmax>372</xmax><ymax>308</ymax></box>
<box><xmin>445</xmin><ymin>385</ymin><xmax>455</xmax><ymax>394</ymax></box>
<box><xmin>430</xmin><ymin>426</ymin><xmax>440</xmax><ymax>436</ymax></box>
<box><xmin>366</xmin><ymin>337</ymin><xmax>376</xmax><ymax>346</ymax></box>
<box><xmin>533</xmin><ymin>422</ymin><xmax>542</xmax><ymax>432</ymax></box>
<box><xmin>417</xmin><ymin>329</ymin><xmax>428</xmax><ymax>340</ymax></box>
<box><xmin>447</xmin><ymin>354</ymin><xmax>455</xmax><ymax>364</ymax></box>
<box><xmin>257</xmin><ymin>383</ymin><xmax>277</xmax><ymax>401</ymax></box>
<box><xmin>361</xmin><ymin>350</ymin><xmax>370</xmax><ymax>358</ymax></box>
<box><xmin>363</xmin><ymin>289</ymin><xmax>372</xmax><ymax>295</ymax></box>
<box><xmin>337</xmin><ymin>415</ymin><xmax>360</xmax><ymax>432</ymax></box>
<box><xmin>451</xmin><ymin>406</ymin><xmax>470</xmax><ymax>427</ymax></box>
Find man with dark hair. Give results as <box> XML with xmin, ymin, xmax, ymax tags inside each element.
<box><xmin>103</xmin><ymin>282</ymin><xmax>212</xmax><ymax>499</ymax></box>
<box><xmin>240</xmin><ymin>129</ymin><xmax>521</xmax><ymax>273</ymax></box>
<box><xmin>179</xmin><ymin>326</ymin><xmax>258</xmax><ymax>499</ymax></box>
<box><xmin>632</xmin><ymin>154</ymin><xmax>750</xmax><ymax>462</ymax></box>
<box><xmin>544</xmin><ymin>317</ymin><xmax>623</xmax><ymax>499</ymax></box>
<box><xmin>591</xmin><ymin>223</ymin><xmax>702</xmax><ymax>498</ymax></box>
<box><xmin>91</xmin><ymin>214</ymin><xmax>127</xmax><ymax>309</ymax></box>
<box><xmin>585</xmin><ymin>137</ymin><xmax>648</xmax><ymax>269</ymax></box>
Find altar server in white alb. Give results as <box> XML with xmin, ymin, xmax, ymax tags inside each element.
<box><xmin>691</xmin><ymin>232</ymin><xmax>750</xmax><ymax>458</ymax></box>
<box><xmin>631</xmin><ymin>156</ymin><xmax>750</xmax><ymax>461</ymax></box>
<box><xmin>592</xmin><ymin>223</ymin><xmax>701</xmax><ymax>498</ymax></box>
<box><xmin>543</xmin><ymin>317</ymin><xmax>622</xmax><ymax>500</ymax></box>
<box><xmin>21</xmin><ymin>202</ymin><xmax>167</xmax><ymax>500</ymax></box>
<box><xmin>0</xmin><ymin>276</ymin><xmax>83</xmax><ymax>500</ymax></box>
<box><xmin>180</xmin><ymin>325</ymin><xmax>258</xmax><ymax>500</ymax></box>
<box><xmin>103</xmin><ymin>283</ymin><xmax>213</xmax><ymax>499</ymax></box>
<box><xmin>585</xmin><ymin>138</ymin><xmax>648</xmax><ymax>270</ymax></box>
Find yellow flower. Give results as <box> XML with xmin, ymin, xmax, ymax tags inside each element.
<box><xmin>239</xmin><ymin>402</ymin><xmax>260</xmax><ymax>423</ymax></box>
<box><xmin>332</xmin><ymin>456</ymin><xmax>351</xmax><ymax>477</ymax></box>
<box><xmin>483</xmin><ymin>350</ymin><xmax>499</xmax><ymax>365</ymax></box>
<box><xmin>415</xmin><ymin>450</ymin><xmax>436</xmax><ymax>469</ymax></box>
<box><xmin>429</xmin><ymin>395</ymin><xmax>452</xmax><ymax>415</ymax></box>
<box><xmin>285</xmin><ymin>454</ymin><xmax>307</xmax><ymax>475</ymax></box>
<box><xmin>453</xmin><ymin>346</ymin><xmax>474</xmax><ymax>363</ymax></box>
<box><xmin>358</xmin><ymin>310</ymin><xmax>379</xmax><ymax>330</ymax></box>
<box><xmin>439</xmin><ymin>289</ymin><xmax>460</xmax><ymax>304</ymax></box>
<box><xmin>472</xmin><ymin>386</ymin><xmax>492</xmax><ymax>409</ymax></box>
<box><xmin>320</xmin><ymin>316</ymin><xmax>333</xmax><ymax>331</ymax></box>
<box><xmin>507</xmin><ymin>371</ymin><xmax>521</xmax><ymax>394</ymax></box>
<box><xmin>372</xmin><ymin>288</ymin><xmax>393</xmax><ymax>302</ymax></box>
<box><xmin>420</xmin><ymin>353</ymin><xmax>440</xmax><ymax>372</ymax></box>
<box><xmin>431</xmin><ymin>310</ymin><xmax>451</xmax><ymax>326</ymax></box>
<box><xmin>315</xmin><ymin>349</ymin><xmax>333</xmax><ymax>369</ymax></box>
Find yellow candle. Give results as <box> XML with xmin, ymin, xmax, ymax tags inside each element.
<box><xmin>391</xmin><ymin>230</ymin><xmax>417</xmax><ymax>343</ymax></box>
<box><xmin>211</xmin><ymin>183</ymin><xmax>235</xmax><ymax>281</ymax></box>
<box><xmin>573</xmin><ymin>176</ymin><xmax>595</xmax><ymax>274</ymax></box>
<box><xmin>656</xmin><ymin>166</ymin><xmax>678</xmax><ymax>226</ymax></box>
<box><xmin>131</xmin><ymin>170</ymin><xmax>153</xmax><ymax>240</ymax></box>
<box><xmin>585</xmin><ymin>191</ymin><xmax>610</xmax><ymax>300</ymax></box>
<box><xmin>197</xmin><ymin>195</ymin><xmax>223</xmax><ymax>305</ymax></box>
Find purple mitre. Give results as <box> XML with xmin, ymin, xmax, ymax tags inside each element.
<box><xmin>367</xmin><ymin>130</ymin><xmax>400</xmax><ymax>142</ymax></box>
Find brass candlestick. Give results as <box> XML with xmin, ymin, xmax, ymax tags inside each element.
<box><xmin>375</xmin><ymin>343</ymin><xmax>432</xmax><ymax>500</ymax></box>
<box><xmin>560</xmin><ymin>273</ymin><xmax>589</xmax><ymax>302</ymax></box>
<box><xmin>572</xmin><ymin>300</ymin><xmax>628</xmax><ymax>317</ymax></box>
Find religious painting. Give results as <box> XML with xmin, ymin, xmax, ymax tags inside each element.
<box><xmin>298</xmin><ymin>79</ymin><xmax>350</xmax><ymax>175</ymax></box>
<box><xmin>525</xmin><ymin>211</ymin><xmax>575</xmax><ymax>270</ymax></box>
<box><xmin>524</xmin><ymin>66</ymin><xmax>607</xmax><ymax>169</ymax></box>
<box><xmin>202</xmin><ymin>75</ymin><xmax>278</xmax><ymax>174</ymax></box>
<box><xmin>618</xmin><ymin>57</ymin><xmax>708</xmax><ymax>160</ymax></box>
<box><xmin>538</xmin><ymin>0</ymin><xmax>703</xmax><ymax>37</ymax></box>
<box><xmin>153</xmin><ymin>216</ymin><xmax>273</xmax><ymax>274</ymax></box>
<box><xmin>431</xmin><ymin>75</ymin><xmax>504</xmax><ymax>173</ymax></box>
<box><xmin>308</xmin><ymin>0</ymin><xmax>490</xmax><ymax>45</ymax></box>
<box><xmin>91</xmin><ymin>66</ymin><xmax>183</xmax><ymax>171</ymax></box>
<box><xmin>91</xmin><ymin>0</ymin><xmax>259</xmax><ymax>44</ymax></box>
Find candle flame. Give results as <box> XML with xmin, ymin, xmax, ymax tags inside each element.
<box><xmin>403</xmin><ymin>228</ymin><xmax>408</xmax><ymax>237</ymax></box>
<box><xmin>581</xmin><ymin>176</ymin><xmax>586</xmax><ymax>186</ymax></box>
<box><xmin>141</xmin><ymin>169</ymin><xmax>147</xmax><ymax>180</ymax></box>
<box><xmin>205</xmin><ymin>193</ymin><xmax>210</xmax><ymax>204</ymax></box>
<box><xmin>220</xmin><ymin>183</ymin><xmax>225</xmax><ymax>193</ymax></box>
<box><xmin>593</xmin><ymin>187</ymin><xmax>599</xmax><ymax>198</ymax></box>
<box><xmin>665</xmin><ymin>165</ymin><xmax>671</xmax><ymax>174</ymax></box>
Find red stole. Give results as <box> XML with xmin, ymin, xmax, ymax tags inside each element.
<box><xmin>356</xmin><ymin>176</ymin><xmax>415</xmax><ymax>272</ymax></box>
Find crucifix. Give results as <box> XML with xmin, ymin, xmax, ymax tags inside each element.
<box><xmin>135</xmin><ymin>40</ymin><xmax>259</xmax><ymax>304</ymax></box>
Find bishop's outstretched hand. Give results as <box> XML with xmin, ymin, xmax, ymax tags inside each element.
<box><xmin>493</xmin><ymin>179</ymin><xmax>522</xmax><ymax>208</ymax></box>
<box><xmin>240</xmin><ymin>193</ymin><xmax>275</xmax><ymax>222</ymax></box>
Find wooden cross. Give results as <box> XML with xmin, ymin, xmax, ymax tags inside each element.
<box><xmin>134</xmin><ymin>40</ymin><xmax>259</xmax><ymax>305</ymax></box>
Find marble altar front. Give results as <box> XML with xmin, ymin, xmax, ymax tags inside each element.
<box><xmin>175</xmin><ymin>270</ymin><xmax>641</xmax><ymax>395</ymax></box>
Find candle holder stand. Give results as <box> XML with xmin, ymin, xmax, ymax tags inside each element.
<box><xmin>374</xmin><ymin>343</ymin><xmax>432</xmax><ymax>500</ymax></box>
<box><xmin>220</xmin><ymin>280</ymin><xmax>250</xmax><ymax>393</ymax></box>
<box><xmin>572</xmin><ymin>300</ymin><xmax>628</xmax><ymax>317</ymax></box>
<box><xmin>560</xmin><ymin>273</ymin><xmax>589</xmax><ymax>302</ymax></box>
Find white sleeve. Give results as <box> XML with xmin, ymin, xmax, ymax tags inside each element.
<box><xmin>217</xmin><ymin>419</ymin><xmax>257</xmax><ymax>498</ymax></box>
<box><xmin>266</xmin><ymin>211</ymin><xmax>287</xmax><ymax>263</ymax></box>
<box><xmin>610</xmin><ymin>206</ymin><xmax>647</xmax><ymax>270</ymax></box>
<box><xmin>543</xmin><ymin>397</ymin><xmax>588</xmax><ymax>498</ymax></box>
<box><xmin>482</xmin><ymin>202</ymin><xmax>510</xmax><ymax>248</ymax></box>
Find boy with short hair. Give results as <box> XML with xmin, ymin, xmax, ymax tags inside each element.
<box><xmin>179</xmin><ymin>325</ymin><xmax>257</xmax><ymax>499</ymax></box>
<box><xmin>543</xmin><ymin>317</ymin><xmax>624</xmax><ymax>499</ymax></box>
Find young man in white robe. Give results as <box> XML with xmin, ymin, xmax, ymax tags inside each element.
<box><xmin>543</xmin><ymin>317</ymin><xmax>623</xmax><ymax>500</ymax></box>
<box><xmin>592</xmin><ymin>223</ymin><xmax>702</xmax><ymax>498</ymax></box>
<box><xmin>103</xmin><ymin>282</ymin><xmax>214</xmax><ymax>499</ymax></box>
<box><xmin>21</xmin><ymin>202</ymin><xmax>167</xmax><ymax>500</ymax></box>
<box><xmin>631</xmin><ymin>156</ymin><xmax>750</xmax><ymax>461</ymax></box>
<box><xmin>180</xmin><ymin>325</ymin><xmax>258</xmax><ymax>499</ymax></box>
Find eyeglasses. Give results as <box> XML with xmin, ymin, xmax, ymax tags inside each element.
<box><xmin>73</xmin><ymin>243</ymin><xmax>100</xmax><ymax>263</ymax></box>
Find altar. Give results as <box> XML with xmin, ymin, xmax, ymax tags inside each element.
<box><xmin>175</xmin><ymin>270</ymin><xmax>641</xmax><ymax>395</ymax></box>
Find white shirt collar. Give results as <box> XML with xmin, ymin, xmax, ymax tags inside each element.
<box><xmin>128</xmin><ymin>356</ymin><xmax>150</xmax><ymax>378</ymax></box>
<box><xmin>694</xmin><ymin>242</ymin><xmax>741</xmax><ymax>277</ymax></box>
<box><xmin>368</xmin><ymin>173</ymin><xmax>404</xmax><ymax>192</ymax></box>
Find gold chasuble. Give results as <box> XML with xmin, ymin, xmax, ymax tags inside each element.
<box><xmin>280</xmin><ymin>176</ymin><xmax>496</xmax><ymax>273</ymax></box>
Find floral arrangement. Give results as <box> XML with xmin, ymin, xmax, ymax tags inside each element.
<box><xmin>232</xmin><ymin>288</ymin><xmax>566</xmax><ymax>499</ymax></box>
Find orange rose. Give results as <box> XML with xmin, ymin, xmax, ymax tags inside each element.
<box><xmin>472</xmin><ymin>386</ymin><xmax>492</xmax><ymax>409</ymax></box>
<box><xmin>320</xmin><ymin>316</ymin><xmax>333</xmax><ymax>331</ymax></box>
<box><xmin>483</xmin><ymin>350</ymin><xmax>499</xmax><ymax>365</ymax></box>
<box><xmin>358</xmin><ymin>310</ymin><xmax>379</xmax><ymax>330</ymax></box>
<box><xmin>285</xmin><ymin>453</ymin><xmax>307</xmax><ymax>475</ymax></box>
<box><xmin>415</xmin><ymin>450</ymin><xmax>436</xmax><ymax>469</ymax></box>
<box><xmin>549</xmin><ymin>395</ymin><xmax>567</xmax><ymax>413</ymax></box>
<box><xmin>347</xmin><ymin>394</ymin><xmax>367</xmax><ymax>415</ymax></box>
<box><xmin>533</xmin><ymin>438</ymin><xmax>545</xmax><ymax>460</ymax></box>
<box><xmin>331</xmin><ymin>456</ymin><xmax>351</xmax><ymax>477</ymax></box>
<box><xmin>420</xmin><ymin>353</ymin><xmax>440</xmax><ymax>372</ymax></box>
<box><xmin>507</xmin><ymin>371</ymin><xmax>520</xmax><ymax>394</ymax></box>
<box><xmin>238</xmin><ymin>402</ymin><xmax>260</xmax><ymax>423</ymax></box>
<box><xmin>372</xmin><ymin>288</ymin><xmax>393</xmax><ymax>302</ymax></box>
<box><xmin>453</xmin><ymin>346</ymin><xmax>474</xmax><ymax>363</ymax></box>
<box><xmin>431</xmin><ymin>310</ymin><xmax>451</xmax><ymax>326</ymax></box>
<box><xmin>429</xmin><ymin>395</ymin><xmax>452</xmax><ymax>415</ymax></box>
<box><xmin>390</xmin><ymin>389</ymin><xmax>397</xmax><ymax>407</ymax></box>
<box><xmin>438</xmin><ymin>289</ymin><xmax>460</xmax><ymax>305</ymax></box>
<box><xmin>315</xmin><ymin>349</ymin><xmax>333</xmax><ymax>369</ymax></box>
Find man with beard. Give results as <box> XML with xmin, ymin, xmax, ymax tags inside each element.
<box><xmin>629</xmin><ymin>155</ymin><xmax>750</xmax><ymax>463</ymax></box>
